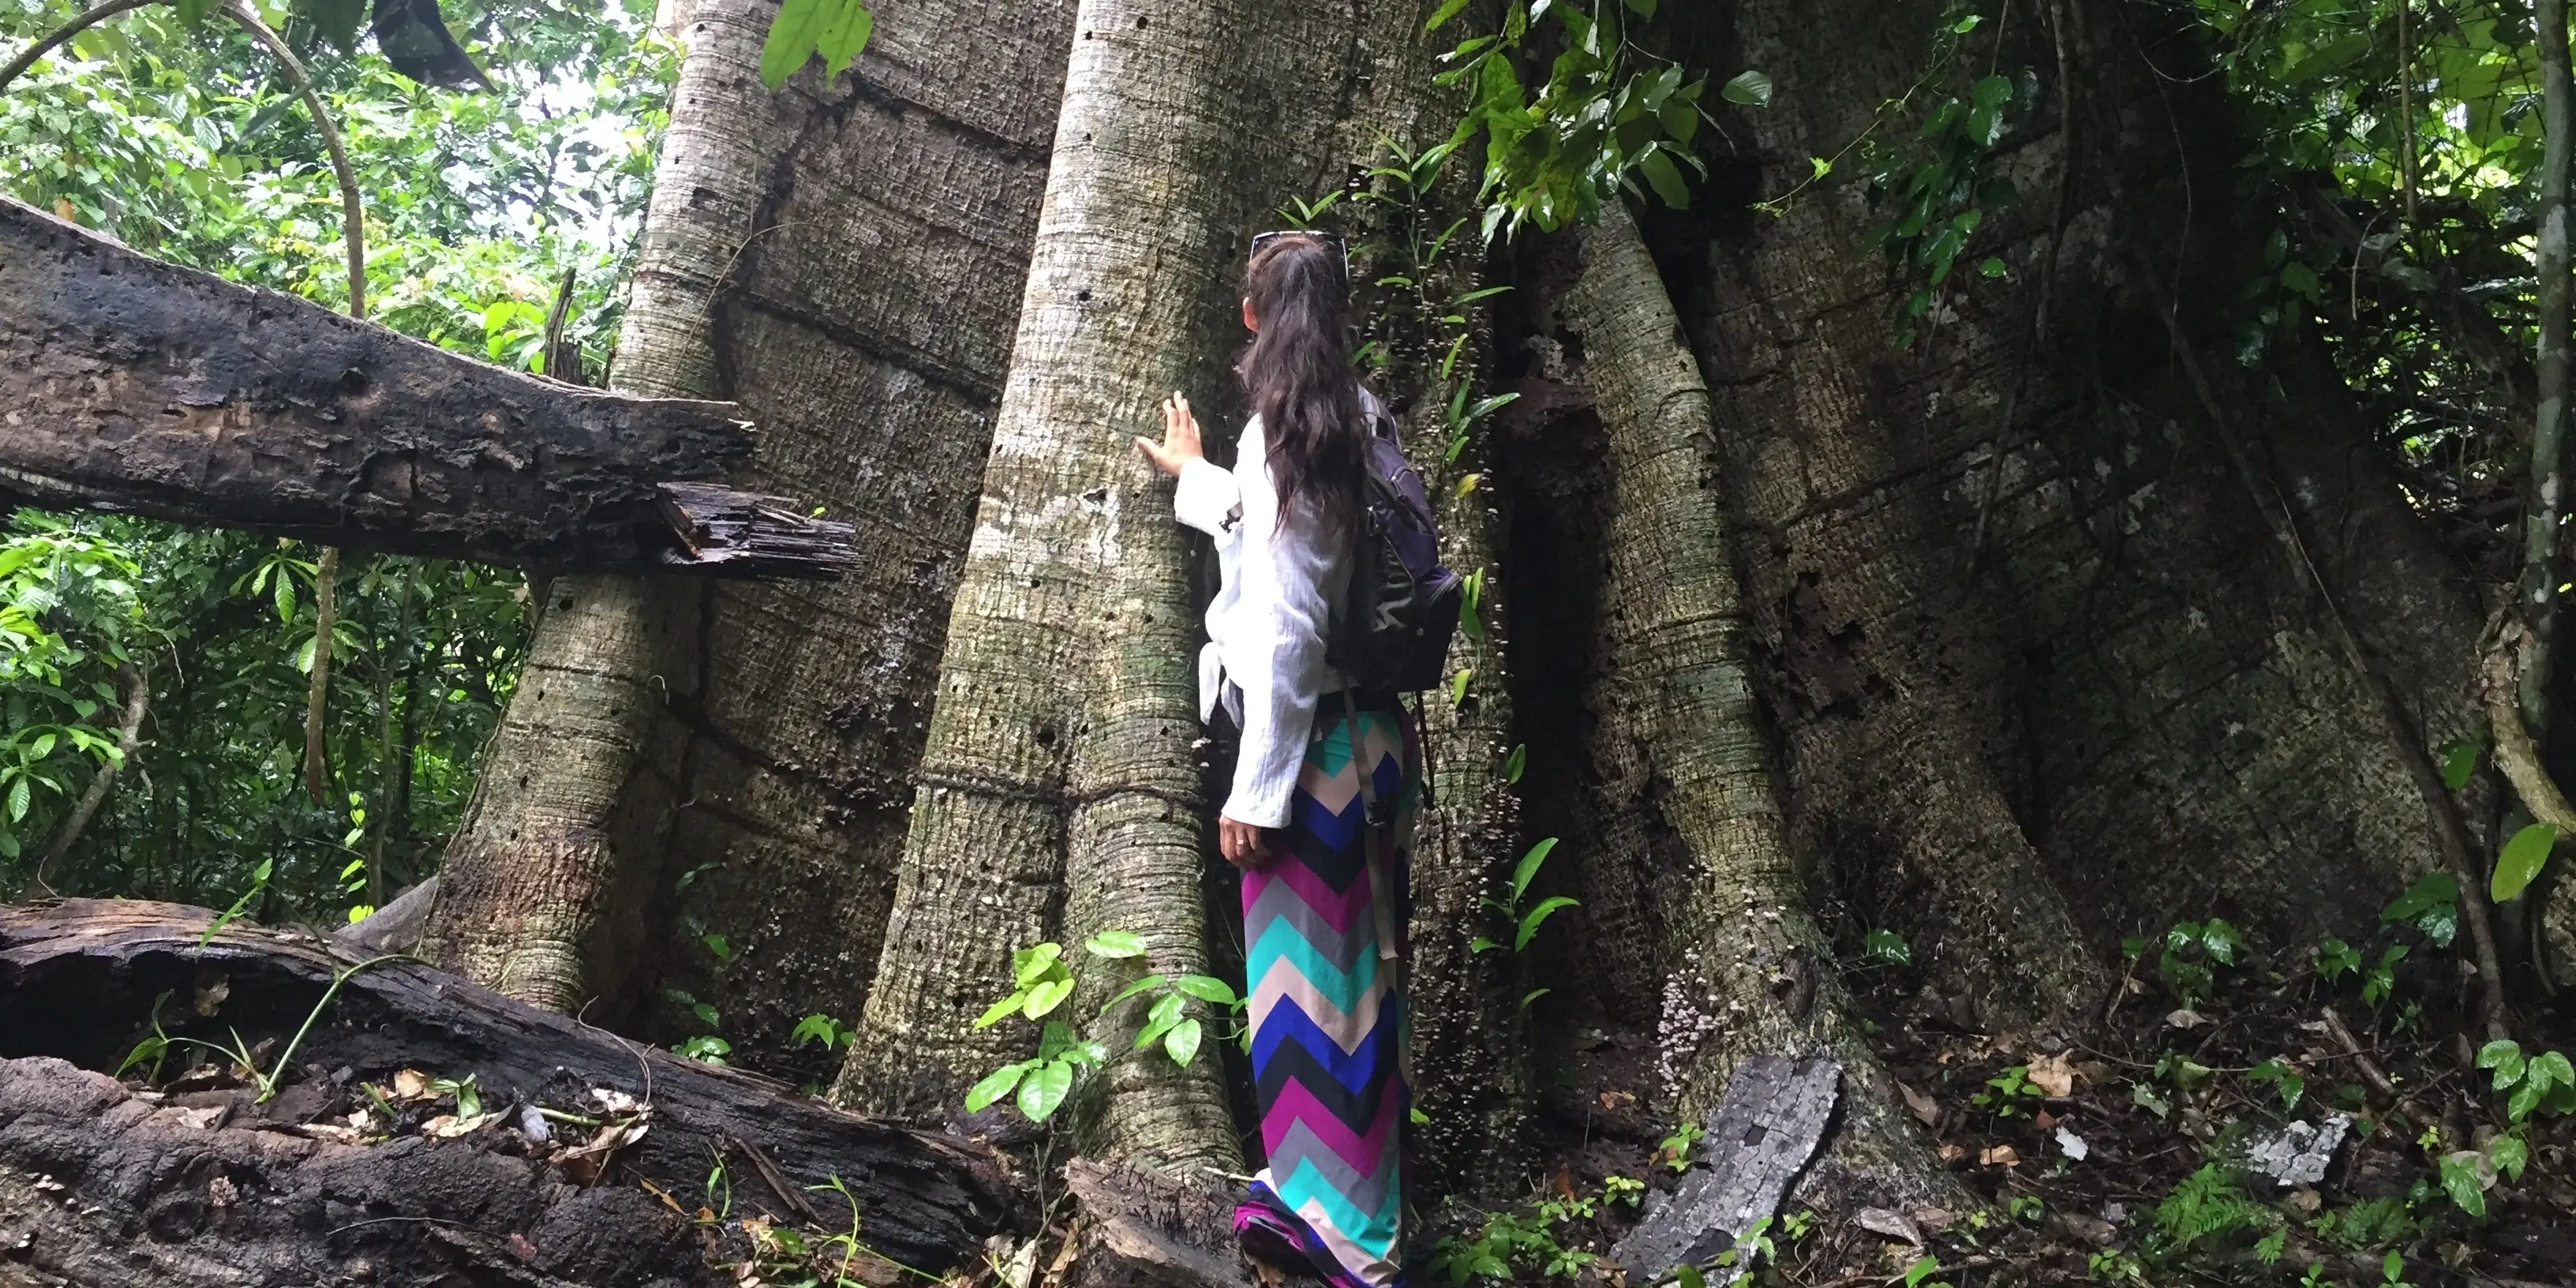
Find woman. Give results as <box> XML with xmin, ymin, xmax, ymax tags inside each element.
<box><xmin>1134</xmin><ymin>232</ymin><xmax>1417</xmax><ymax>1288</ymax></box>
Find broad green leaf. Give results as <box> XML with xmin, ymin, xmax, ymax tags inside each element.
<box><xmin>1020</xmin><ymin>976</ymin><xmax>1075</xmax><ymax>1020</ymax></box>
<box><xmin>2438</xmin><ymin>1151</ymin><xmax>2488</xmax><ymax>1216</ymax></box>
<box><xmin>974</xmin><ymin>989</ymin><xmax>1028</xmax><ymax>1029</ymax></box>
<box><xmin>1503</xmin><ymin>743</ymin><xmax>1527</xmax><ymax>784</ymax></box>
<box><xmin>1637</xmin><ymin>147</ymin><xmax>1690</xmax><ymax>208</ymax></box>
<box><xmin>1425</xmin><ymin>0</ymin><xmax>1473</xmax><ymax>32</ymax></box>
<box><xmin>1018</xmin><ymin>1058</ymin><xmax>1074</xmax><ymax>1121</ymax></box>
<box><xmin>2493</xmin><ymin>822</ymin><xmax>2556</xmax><ymax>903</ymax></box>
<box><xmin>2440</xmin><ymin>738</ymin><xmax>2480</xmax><ymax>790</ymax></box>
<box><xmin>815</xmin><ymin>2</ymin><xmax>874</xmax><ymax>80</ymax></box>
<box><xmin>1451</xmin><ymin>668</ymin><xmax>1473</xmax><ymax>707</ymax></box>
<box><xmin>1084</xmin><ymin>930</ymin><xmax>1148</xmax><ymax>958</ymax></box>
<box><xmin>2533</xmin><ymin>1050</ymin><xmax>2575</xmax><ymax>1093</ymax></box>
<box><xmin>275</xmin><ymin>571</ymin><xmax>296</xmax><ymax>624</ymax></box>
<box><xmin>1719</xmin><ymin>69</ymin><xmax>1772</xmax><ymax>107</ymax></box>
<box><xmin>1171</xmin><ymin>974</ymin><xmax>1237</xmax><ymax>1005</ymax></box>
<box><xmin>758</xmin><ymin>0</ymin><xmax>832</xmax><ymax>90</ymax></box>
<box><xmin>1164</xmin><ymin>1018</ymin><xmax>1203</xmax><ymax>1067</ymax></box>
<box><xmin>9</xmin><ymin>777</ymin><xmax>28</xmax><ymax>823</ymax></box>
<box><xmin>1516</xmin><ymin>895</ymin><xmax>1580</xmax><ymax>950</ymax></box>
<box><xmin>2481</xmin><ymin>1039</ymin><xmax>2526</xmax><ymax>1089</ymax></box>
<box><xmin>1511</xmin><ymin>837</ymin><xmax>1559</xmax><ymax>902</ymax></box>
<box><xmin>1623</xmin><ymin>0</ymin><xmax>1657</xmax><ymax>17</ymax></box>
<box><xmin>1013</xmin><ymin>941</ymin><xmax>1065</xmax><ymax>987</ymax></box>
<box><xmin>1470</xmin><ymin>936</ymin><xmax>1498</xmax><ymax>953</ymax></box>
<box><xmin>965</xmin><ymin>1061</ymin><xmax>1028</xmax><ymax>1113</ymax></box>
<box><xmin>1148</xmin><ymin>991</ymin><xmax>1185</xmax><ymax>1028</ymax></box>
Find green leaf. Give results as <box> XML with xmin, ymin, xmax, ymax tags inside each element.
<box><xmin>1864</xmin><ymin>928</ymin><xmax>1911</xmax><ymax>965</ymax></box>
<box><xmin>815</xmin><ymin>1</ymin><xmax>874</xmax><ymax>80</ymax></box>
<box><xmin>2440</xmin><ymin>738</ymin><xmax>2481</xmax><ymax>790</ymax></box>
<box><xmin>1018</xmin><ymin>1058</ymin><xmax>1074</xmax><ymax>1121</ymax></box>
<box><xmin>1107</xmin><ymin>975</ymin><xmax>1167</xmax><ymax>1007</ymax></box>
<box><xmin>1977</xmin><ymin>256</ymin><xmax>2006</xmax><ymax>278</ymax></box>
<box><xmin>1636</xmin><ymin>148</ymin><xmax>1690</xmax><ymax>208</ymax></box>
<box><xmin>1021</xmin><ymin>976</ymin><xmax>1075</xmax><ymax>1020</ymax></box>
<box><xmin>1171</xmin><ymin>974</ymin><xmax>1237</xmax><ymax>1005</ymax></box>
<box><xmin>1516</xmin><ymin>896</ymin><xmax>1580</xmax><ymax>950</ymax></box>
<box><xmin>2438</xmin><ymin>1151</ymin><xmax>2488</xmax><ymax>1216</ymax></box>
<box><xmin>758</xmin><ymin>0</ymin><xmax>831</xmax><ymax>89</ymax></box>
<box><xmin>1164</xmin><ymin>1018</ymin><xmax>1203</xmax><ymax>1067</ymax></box>
<box><xmin>174</xmin><ymin>0</ymin><xmax>217</xmax><ymax>25</ymax></box>
<box><xmin>8</xmin><ymin>777</ymin><xmax>28</xmax><ymax>823</ymax></box>
<box><xmin>275</xmin><ymin>571</ymin><xmax>296</xmax><ymax>624</ymax></box>
<box><xmin>2533</xmin><ymin>1050</ymin><xmax>2576</xmax><ymax>1095</ymax></box>
<box><xmin>1425</xmin><ymin>0</ymin><xmax>1473</xmax><ymax>32</ymax></box>
<box><xmin>2481</xmin><ymin>1039</ymin><xmax>2527</xmax><ymax>1089</ymax></box>
<box><xmin>1013</xmin><ymin>942</ymin><xmax>1065</xmax><ymax>987</ymax></box>
<box><xmin>964</xmin><ymin>1061</ymin><xmax>1028</xmax><ymax>1113</ymax></box>
<box><xmin>300</xmin><ymin>0</ymin><xmax>369</xmax><ymax>51</ymax></box>
<box><xmin>974</xmin><ymin>990</ymin><xmax>1029</xmax><ymax>1029</ymax></box>
<box><xmin>1084</xmin><ymin>930</ymin><xmax>1148</xmax><ymax>959</ymax></box>
<box><xmin>1470</xmin><ymin>936</ymin><xmax>1498</xmax><ymax>953</ymax></box>
<box><xmin>1623</xmin><ymin>0</ymin><xmax>1657</xmax><ymax>18</ymax></box>
<box><xmin>1451</xmin><ymin>668</ymin><xmax>1473</xmax><ymax>707</ymax></box>
<box><xmin>1719</xmin><ymin>69</ymin><xmax>1772</xmax><ymax>107</ymax></box>
<box><xmin>1511</xmin><ymin>837</ymin><xmax>1559</xmax><ymax>902</ymax></box>
<box><xmin>702</xmin><ymin>933</ymin><xmax>731</xmax><ymax>961</ymax></box>
<box><xmin>1503</xmin><ymin>743</ymin><xmax>1527</xmax><ymax>784</ymax></box>
<box><xmin>2494</xmin><ymin>822</ymin><xmax>2557</xmax><ymax>903</ymax></box>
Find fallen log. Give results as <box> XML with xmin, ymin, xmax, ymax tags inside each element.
<box><xmin>0</xmin><ymin>900</ymin><xmax>1017</xmax><ymax>1286</ymax></box>
<box><xmin>0</xmin><ymin>197</ymin><xmax>852</xmax><ymax>578</ymax></box>
<box><xmin>1607</xmin><ymin>1054</ymin><xmax>1841</xmax><ymax>1282</ymax></box>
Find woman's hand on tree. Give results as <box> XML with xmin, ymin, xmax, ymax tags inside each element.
<box><xmin>1134</xmin><ymin>391</ymin><xmax>1204</xmax><ymax>476</ymax></box>
<box><xmin>1218</xmin><ymin>814</ymin><xmax>1271</xmax><ymax>869</ymax></box>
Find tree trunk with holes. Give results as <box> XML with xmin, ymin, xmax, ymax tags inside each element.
<box><xmin>829</xmin><ymin>0</ymin><xmax>1470</xmax><ymax>1166</ymax></box>
<box><xmin>418</xmin><ymin>0</ymin><xmax>798</xmax><ymax>1020</ymax></box>
<box><xmin>1637</xmin><ymin>0</ymin><xmax>2483</xmax><ymax>1035</ymax></box>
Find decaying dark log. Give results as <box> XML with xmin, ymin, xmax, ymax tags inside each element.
<box><xmin>657</xmin><ymin>483</ymin><xmax>858</xmax><ymax>579</ymax></box>
<box><xmin>1607</xmin><ymin>1054</ymin><xmax>1841</xmax><ymax>1282</ymax></box>
<box><xmin>1058</xmin><ymin>1160</ymin><xmax>1252</xmax><ymax>1288</ymax></box>
<box><xmin>0</xmin><ymin>900</ymin><xmax>1018</xmax><ymax>1286</ymax></box>
<box><xmin>0</xmin><ymin>197</ymin><xmax>849</xmax><ymax>578</ymax></box>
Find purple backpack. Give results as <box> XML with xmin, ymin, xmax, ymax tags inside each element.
<box><xmin>1330</xmin><ymin>390</ymin><xmax>1462</xmax><ymax>695</ymax></box>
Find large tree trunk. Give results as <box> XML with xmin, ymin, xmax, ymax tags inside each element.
<box><xmin>1655</xmin><ymin>0</ymin><xmax>2484</xmax><ymax>1038</ymax></box>
<box><xmin>831</xmin><ymin>0</ymin><xmax>1458</xmax><ymax>1159</ymax></box>
<box><xmin>1530</xmin><ymin>206</ymin><xmax>1941</xmax><ymax>1201</ymax></box>
<box><xmin>421</xmin><ymin>0</ymin><xmax>807</xmax><ymax>1019</ymax></box>
<box><xmin>619</xmin><ymin>0</ymin><xmax>1080</xmax><ymax>1074</ymax></box>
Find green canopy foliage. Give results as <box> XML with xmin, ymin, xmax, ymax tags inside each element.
<box><xmin>0</xmin><ymin>0</ymin><xmax>678</xmax><ymax>918</ymax></box>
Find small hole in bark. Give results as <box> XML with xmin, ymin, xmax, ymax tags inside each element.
<box><xmin>1136</xmin><ymin>15</ymin><xmax>1148</xmax><ymax>27</ymax></box>
<box><xmin>1035</xmin><ymin>724</ymin><xmax>1058</xmax><ymax>748</ymax></box>
<box><xmin>340</xmin><ymin>367</ymin><xmax>370</xmax><ymax>395</ymax></box>
<box><xmin>1076</xmin><ymin>290</ymin><xmax>1091</xmax><ymax>301</ymax></box>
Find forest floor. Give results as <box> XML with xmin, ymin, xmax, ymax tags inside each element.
<box><xmin>1490</xmin><ymin>938</ymin><xmax>2576</xmax><ymax>1288</ymax></box>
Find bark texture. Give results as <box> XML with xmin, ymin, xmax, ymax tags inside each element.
<box><xmin>1664</xmin><ymin>0</ymin><xmax>2485</xmax><ymax>1030</ymax></box>
<box><xmin>0</xmin><ymin>197</ymin><xmax>824</xmax><ymax>575</ymax></box>
<box><xmin>1535</xmin><ymin>208</ymin><xmax>1936</xmax><ymax>1198</ymax></box>
<box><xmin>0</xmin><ymin>900</ymin><xmax>1016</xmax><ymax>1286</ymax></box>
<box><xmin>421</xmin><ymin>0</ymin><xmax>802</xmax><ymax>1017</ymax></box>
<box><xmin>833</xmin><ymin>0</ymin><xmax>1452</xmax><ymax>1156</ymax></box>
<box><xmin>631</xmin><ymin>0</ymin><xmax>1077</xmax><ymax>1071</ymax></box>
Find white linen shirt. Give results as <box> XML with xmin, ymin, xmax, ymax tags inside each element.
<box><xmin>1172</xmin><ymin>414</ymin><xmax>1350</xmax><ymax>829</ymax></box>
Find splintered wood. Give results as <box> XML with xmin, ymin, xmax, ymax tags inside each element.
<box><xmin>0</xmin><ymin>196</ymin><xmax>851</xmax><ymax>578</ymax></box>
<box><xmin>1608</xmin><ymin>1054</ymin><xmax>1842</xmax><ymax>1281</ymax></box>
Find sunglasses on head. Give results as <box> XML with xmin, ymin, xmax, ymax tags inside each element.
<box><xmin>1249</xmin><ymin>230</ymin><xmax>1349</xmax><ymax>283</ymax></box>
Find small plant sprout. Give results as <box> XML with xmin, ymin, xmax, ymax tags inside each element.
<box><xmin>1473</xmin><ymin>837</ymin><xmax>1578</xmax><ymax>954</ymax></box>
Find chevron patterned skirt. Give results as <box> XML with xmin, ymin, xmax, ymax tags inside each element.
<box><xmin>1234</xmin><ymin>692</ymin><xmax>1417</xmax><ymax>1288</ymax></box>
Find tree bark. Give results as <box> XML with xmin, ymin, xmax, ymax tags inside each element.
<box><xmin>621</xmin><ymin>0</ymin><xmax>1076</xmax><ymax>1071</ymax></box>
<box><xmin>1666</xmin><ymin>0</ymin><xmax>2485</xmax><ymax>1035</ymax></box>
<box><xmin>30</xmin><ymin>662</ymin><xmax>147</xmax><ymax>893</ymax></box>
<box><xmin>1548</xmin><ymin>207</ymin><xmax>1940</xmax><ymax>1199</ymax></box>
<box><xmin>0</xmin><ymin>900</ymin><xmax>1016</xmax><ymax>1286</ymax></box>
<box><xmin>0</xmin><ymin>197</ymin><xmax>845</xmax><ymax>575</ymax></box>
<box><xmin>421</xmin><ymin>0</ymin><xmax>810</xmax><ymax>1019</ymax></box>
<box><xmin>833</xmin><ymin>0</ymin><xmax>1448</xmax><ymax>1154</ymax></box>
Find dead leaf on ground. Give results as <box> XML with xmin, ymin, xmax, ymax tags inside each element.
<box><xmin>1855</xmin><ymin>1207</ymin><xmax>1923</xmax><ymax>1245</ymax></box>
<box><xmin>175</xmin><ymin>1105</ymin><xmax>227</xmax><ymax>1131</ymax></box>
<box><xmin>193</xmin><ymin>975</ymin><xmax>231</xmax><ymax>1017</ymax></box>
<box><xmin>295</xmin><ymin>1121</ymin><xmax>366</xmax><ymax>1144</ymax></box>
<box><xmin>2166</xmin><ymin>1009</ymin><xmax>2207</xmax><ymax>1029</ymax></box>
<box><xmin>1980</xmin><ymin>1144</ymin><xmax>2020</xmax><ymax>1166</ymax></box>
<box><xmin>1911</xmin><ymin>1207</ymin><xmax>1955</xmax><ymax>1232</ymax></box>
<box><xmin>2033</xmin><ymin>1109</ymin><xmax>2058</xmax><ymax>1131</ymax></box>
<box><xmin>392</xmin><ymin>1069</ymin><xmax>432</xmax><ymax>1100</ymax></box>
<box><xmin>1937</xmin><ymin>1143</ymin><xmax>1968</xmax><ymax>1164</ymax></box>
<box><xmin>555</xmin><ymin>1118</ymin><xmax>648</xmax><ymax>1186</ymax></box>
<box><xmin>2026</xmin><ymin>1053</ymin><xmax>2077</xmax><ymax>1098</ymax></box>
<box><xmin>1899</xmin><ymin>1082</ymin><xmax>1940</xmax><ymax>1127</ymax></box>
<box><xmin>421</xmin><ymin>1111</ymin><xmax>498</xmax><ymax>1139</ymax></box>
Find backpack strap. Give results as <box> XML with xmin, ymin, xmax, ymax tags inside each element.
<box><xmin>1339</xmin><ymin>687</ymin><xmax>1386</xmax><ymax>830</ymax></box>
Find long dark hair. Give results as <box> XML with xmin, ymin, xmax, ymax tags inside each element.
<box><xmin>1238</xmin><ymin>234</ymin><xmax>1362</xmax><ymax>534</ymax></box>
